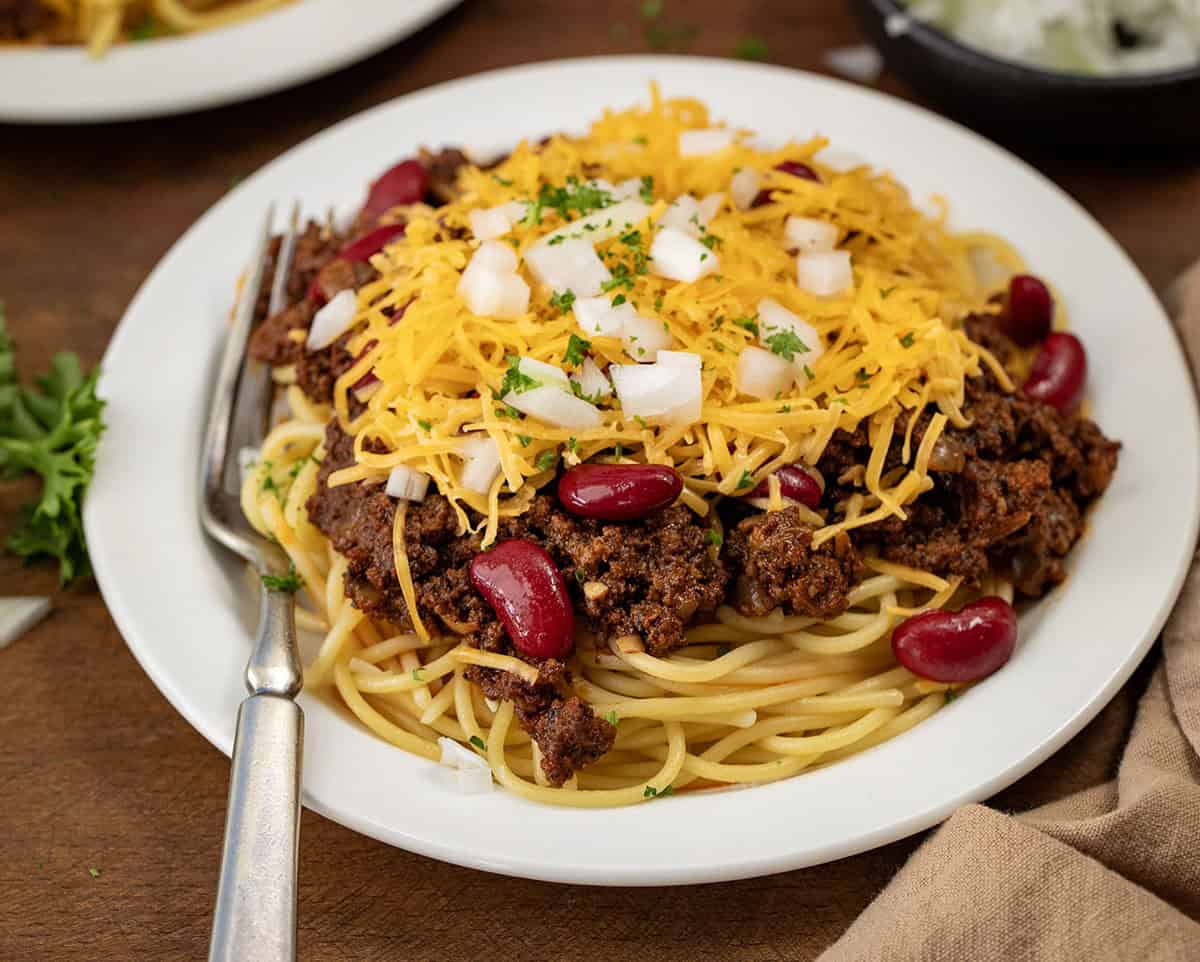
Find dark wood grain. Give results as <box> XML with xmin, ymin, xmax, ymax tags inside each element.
<box><xmin>1</xmin><ymin>3</ymin><xmax>1196</xmax><ymax>960</ymax></box>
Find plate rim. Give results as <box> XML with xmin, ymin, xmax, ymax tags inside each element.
<box><xmin>0</xmin><ymin>0</ymin><xmax>461</xmax><ymax>124</ymax></box>
<box><xmin>84</xmin><ymin>55</ymin><xmax>1200</xmax><ymax>886</ymax></box>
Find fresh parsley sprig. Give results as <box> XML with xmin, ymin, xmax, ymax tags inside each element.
<box><xmin>0</xmin><ymin>307</ymin><xmax>105</xmax><ymax>584</ymax></box>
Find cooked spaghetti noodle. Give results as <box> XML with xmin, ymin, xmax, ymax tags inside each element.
<box><xmin>3</xmin><ymin>0</ymin><xmax>295</xmax><ymax>57</ymax></box>
<box><xmin>236</xmin><ymin>92</ymin><xmax>1118</xmax><ymax>806</ymax></box>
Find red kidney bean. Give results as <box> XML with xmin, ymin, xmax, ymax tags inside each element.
<box><xmin>470</xmin><ymin>540</ymin><xmax>575</xmax><ymax>660</ymax></box>
<box><xmin>363</xmin><ymin>159</ymin><xmax>428</xmax><ymax>221</ymax></box>
<box><xmin>1023</xmin><ymin>332</ymin><xmax>1087</xmax><ymax>415</ymax></box>
<box><xmin>750</xmin><ymin>464</ymin><xmax>822</xmax><ymax>508</ymax></box>
<box><xmin>338</xmin><ymin>222</ymin><xmax>407</xmax><ymax>262</ymax></box>
<box><xmin>558</xmin><ymin>464</ymin><xmax>683</xmax><ymax>521</ymax></box>
<box><xmin>752</xmin><ymin>160</ymin><xmax>821</xmax><ymax>207</ymax></box>
<box><xmin>892</xmin><ymin>597</ymin><xmax>1018</xmax><ymax>683</ymax></box>
<box><xmin>1002</xmin><ymin>274</ymin><xmax>1053</xmax><ymax>346</ymax></box>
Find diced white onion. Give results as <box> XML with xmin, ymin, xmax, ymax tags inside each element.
<box><xmin>735</xmin><ymin>346</ymin><xmax>795</xmax><ymax>400</ymax></box>
<box><xmin>470</xmin><ymin>239</ymin><xmax>519</xmax><ymax>273</ymax></box>
<box><xmin>306</xmin><ymin>289</ymin><xmax>357</xmax><ymax>351</ymax></box>
<box><xmin>784</xmin><ymin>216</ymin><xmax>838</xmax><ymax>253</ymax></box>
<box><xmin>654</xmin><ymin>350</ymin><xmax>703</xmax><ymax>422</ymax></box>
<box><xmin>439</xmin><ymin>736</ymin><xmax>489</xmax><ymax>770</ymax></box>
<box><xmin>468</xmin><ymin>201</ymin><xmax>527</xmax><ymax>240</ymax></box>
<box><xmin>456</xmin><ymin>266</ymin><xmax>530</xmax><ymax>319</ymax></box>
<box><xmin>613</xmin><ymin>178</ymin><xmax>645</xmax><ymax>201</ymax></box>
<box><xmin>454</xmin><ymin>766</ymin><xmax>494</xmax><ymax>794</ymax></box>
<box><xmin>502</xmin><ymin>385</ymin><xmax>603</xmax><ymax>429</ymax></box>
<box><xmin>348</xmin><ymin>657</ymin><xmax>384</xmax><ymax>675</ymax></box>
<box><xmin>649</xmin><ymin>227</ymin><xmax>720</xmax><ymax>283</ymax></box>
<box><xmin>730</xmin><ymin>167</ymin><xmax>762</xmax><ymax>210</ymax></box>
<box><xmin>610</xmin><ymin>356</ymin><xmax>702</xmax><ymax>426</ymax></box>
<box><xmin>535</xmin><ymin>199</ymin><xmax>650</xmax><ymax>248</ymax></box>
<box><xmin>621</xmin><ymin>313</ymin><xmax>674</xmax><ymax>361</ymax></box>
<box><xmin>516</xmin><ymin>356</ymin><xmax>570</xmax><ymax>389</ymax></box>
<box><xmin>385</xmin><ymin>464</ymin><xmax>430</xmax><ymax>502</ymax></box>
<box><xmin>823</xmin><ymin>44</ymin><xmax>884</xmax><ymax>84</ymax></box>
<box><xmin>756</xmin><ymin>297</ymin><xmax>825</xmax><ymax>370</ymax></box>
<box><xmin>884</xmin><ymin>12</ymin><xmax>911</xmax><ymax>37</ymax></box>
<box><xmin>571</xmin><ymin>357</ymin><xmax>613</xmax><ymax>399</ymax></box>
<box><xmin>574</xmin><ymin>296</ymin><xmax>631</xmax><ymax>337</ymax></box>
<box><xmin>0</xmin><ymin>597</ymin><xmax>51</xmax><ymax>650</ymax></box>
<box><xmin>679</xmin><ymin>128</ymin><xmax>735</xmax><ymax>156</ymax></box>
<box><xmin>698</xmin><ymin>192</ymin><xmax>724</xmax><ymax>223</ymax></box>
<box><xmin>523</xmin><ymin>237</ymin><xmax>611</xmax><ymax>297</ymax></box>
<box><xmin>797</xmin><ymin>250</ymin><xmax>854</xmax><ymax>297</ymax></box>
<box><xmin>458</xmin><ymin>435</ymin><xmax>502</xmax><ymax>494</ymax></box>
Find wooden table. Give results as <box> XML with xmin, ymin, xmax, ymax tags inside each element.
<box><xmin>2</xmin><ymin>3</ymin><xmax>1198</xmax><ymax>959</ymax></box>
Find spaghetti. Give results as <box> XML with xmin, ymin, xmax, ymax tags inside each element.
<box><xmin>3</xmin><ymin>0</ymin><xmax>295</xmax><ymax>57</ymax></box>
<box><xmin>237</xmin><ymin>92</ymin><xmax>1118</xmax><ymax>806</ymax></box>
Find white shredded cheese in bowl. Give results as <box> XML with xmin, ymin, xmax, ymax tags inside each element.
<box><xmin>906</xmin><ymin>0</ymin><xmax>1200</xmax><ymax>75</ymax></box>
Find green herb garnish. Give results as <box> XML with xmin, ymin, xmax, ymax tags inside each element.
<box><xmin>550</xmin><ymin>289</ymin><xmax>576</xmax><ymax>314</ymax></box>
<box><xmin>0</xmin><ymin>308</ymin><xmax>106</xmax><ymax>584</ymax></box>
<box><xmin>499</xmin><ymin>355</ymin><xmax>541</xmax><ymax>396</ymax></box>
<box><xmin>536</xmin><ymin>449</ymin><xmax>558</xmax><ymax>472</ymax></box>
<box><xmin>261</xmin><ymin>563</ymin><xmax>303</xmax><ymax>594</ymax></box>
<box><xmin>734</xmin><ymin>35</ymin><xmax>769</xmax><ymax>60</ymax></box>
<box><xmin>704</xmin><ymin>528</ymin><xmax>723</xmax><ymax>547</ymax></box>
<box><xmin>731</xmin><ymin>315</ymin><xmax>760</xmax><ymax>337</ymax></box>
<box><xmin>563</xmin><ymin>334</ymin><xmax>591</xmax><ymax>366</ymax></box>
<box><xmin>605</xmin><ymin>710</ymin><xmax>619</xmax><ymax>726</ymax></box>
<box><xmin>765</xmin><ymin>329</ymin><xmax>809</xmax><ymax>361</ymax></box>
<box><xmin>899</xmin><ymin>333</ymin><xmax>915</xmax><ymax>348</ymax></box>
<box><xmin>469</xmin><ymin>735</ymin><xmax>487</xmax><ymax>749</ymax></box>
<box><xmin>417</xmin><ymin>418</ymin><xmax>432</xmax><ymax>432</ymax></box>
<box><xmin>736</xmin><ymin>470</ymin><xmax>755</xmax><ymax>490</ymax></box>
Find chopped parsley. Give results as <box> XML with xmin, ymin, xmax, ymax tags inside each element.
<box><xmin>643</xmin><ymin>784</ymin><xmax>675</xmax><ymax>798</ymax></box>
<box><xmin>517</xmin><ymin>434</ymin><xmax>532</xmax><ymax>447</ymax></box>
<box><xmin>765</xmin><ymin>329</ymin><xmax>809</xmax><ymax>361</ymax></box>
<box><xmin>570</xmin><ymin>380</ymin><xmax>602</xmax><ymax>404</ymax></box>
<box><xmin>417</xmin><ymin>418</ymin><xmax>432</xmax><ymax>432</ymax></box>
<box><xmin>831</xmin><ymin>397</ymin><xmax>849</xmax><ymax>406</ymax></box>
<box><xmin>495</xmin><ymin>402</ymin><xmax>523</xmax><ymax>419</ymax></box>
<box><xmin>549</xmin><ymin>289</ymin><xmax>576</xmax><ymax>313</ymax></box>
<box><xmin>715</xmin><ymin>643</ymin><xmax>731</xmax><ymax>657</ymax></box>
<box><xmin>613</xmin><ymin>442</ymin><xmax>624</xmax><ymax>458</ymax></box>
<box><xmin>803</xmin><ymin>364</ymin><xmax>816</xmax><ymax>380</ymax></box>
<box><xmin>735</xmin><ymin>470</ymin><xmax>755</xmax><ymax>490</ymax></box>
<box><xmin>633</xmin><ymin>415</ymin><xmax>649</xmax><ymax>429</ymax></box>
<box><xmin>944</xmin><ymin>689</ymin><xmax>957</xmax><ymax>703</ymax></box>
<box><xmin>601</xmin><ymin>263</ymin><xmax>635</xmax><ymax>293</ymax></box>
<box><xmin>700</xmin><ymin>233</ymin><xmax>722</xmax><ymax>250</ymax></box>
<box><xmin>469</xmin><ymin>735</ymin><xmax>487</xmax><ymax>749</ymax></box>
<box><xmin>575</xmin><ymin>568</ymin><xmax>587</xmax><ymax>585</ymax></box>
<box><xmin>632</xmin><ymin>134</ymin><xmax>649</xmax><ymax>146</ymax></box>
<box><xmin>640</xmin><ymin>0</ymin><xmax>662</xmax><ymax>16</ymax></box>
<box><xmin>654</xmin><ymin>295</ymin><xmax>664</xmax><ymax>312</ymax></box>
<box><xmin>491</xmin><ymin>174</ymin><xmax>514</xmax><ymax>187</ymax></box>
<box><xmin>536</xmin><ymin>449</ymin><xmax>558</xmax><ymax>472</ymax></box>
<box><xmin>547</xmin><ymin>235</ymin><xmax>566</xmax><ymax>246</ymax></box>
<box><xmin>88</xmin><ymin>867</ymin><xmax>101</xmax><ymax>879</ymax></box>
<box><xmin>567</xmin><ymin>437</ymin><xmax>579</xmax><ymax>454</ymax></box>
<box><xmin>880</xmin><ymin>286</ymin><xmax>896</xmax><ymax>299</ymax></box>
<box><xmin>899</xmin><ymin>332</ymin><xmax>915</xmax><ymax>348</ymax></box>
<box><xmin>856</xmin><ymin>368</ymin><xmax>872</xmax><ymax>384</ymax></box>
<box><xmin>731</xmin><ymin>315</ymin><xmax>760</xmax><ymax>337</ymax></box>
<box><xmin>734</xmin><ymin>34</ymin><xmax>769</xmax><ymax>60</ymax></box>
<box><xmin>522</xmin><ymin>176</ymin><xmax>614</xmax><ymax>226</ymax></box>
<box><xmin>499</xmin><ymin>355</ymin><xmax>541</xmax><ymax>396</ymax></box>
<box><xmin>411</xmin><ymin>669</ymin><xmax>425</xmax><ymax>682</ymax></box>
<box><xmin>605</xmin><ymin>709</ymin><xmax>619</xmax><ymax>726</ymax></box>
<box><xmin>128</xmin><ymin>14</ymin><xmax>164</xmax><ymax>41</ymax></box>
<box><xmin>261</xmin><ymin>563</ymin><xmax>303</xmax><ymax>594</ymax></box>
<box><xmin>619</xmin><ymin>228</ymin><xmax>642</xmax><ymax>249</ymax></box>
<box><xmin>778</xmin><ymin>404</ymin><xmax>792</xmax><ymax>414</ymax></box>
<box><xmin>611</xmin><ymin>293</ymin><xmax>627</xmax><ymax>307</ymax></box>
<box><xmin>639</xmin><ymin>175</ymin><xmax>655</xmax><ymax>203</ymax></box>
<box><xmin>563</xmin><ymin>334</ymin><xmax>591</xmax><ymax>366</ymax></box>
<box><xmin>704</xmin><ymin>528</ymin><xmax>723</xmax><ymax>547</ymax></box>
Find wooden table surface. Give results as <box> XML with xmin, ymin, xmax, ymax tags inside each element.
<box><xmin>2</xmin><ymin>3</ymin><xmax>1198</xmax><ymax>960</ymax></box>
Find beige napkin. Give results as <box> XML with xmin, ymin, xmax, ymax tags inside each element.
<box><xmin>820</xmin><ymin>265</ymin><xmax>1200</xmax><ymax>962</ymax></box>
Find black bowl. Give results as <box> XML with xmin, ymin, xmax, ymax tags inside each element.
<box><xmin>852</xmin><ymin>0</ymin><xmax>1200</xmax><ymax>150</ymax></box>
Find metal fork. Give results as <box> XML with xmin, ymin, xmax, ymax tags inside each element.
<box><xmin>199</xmin><ymin>202</ymin><xmax>305</xmax><ymax>962</ymax></box>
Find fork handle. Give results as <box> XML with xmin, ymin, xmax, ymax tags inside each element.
<box><xmin>208</xmin><ymin>692</ymin><xmax>303</xmax><ymax>962</ymax></box>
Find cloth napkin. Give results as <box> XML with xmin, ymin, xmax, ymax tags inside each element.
<box><xmin>820</xmin><ymin>265</ymin><xmax>1200</xmax><ymax>962</ymax></box>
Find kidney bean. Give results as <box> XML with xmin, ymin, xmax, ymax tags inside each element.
<box><xmin>363</xmin><ymin>159</ymin><xmax>428</xmax><ymax>221</ymax></box>
<box><xmin>558</xmin><ymin>464</ymin><xmax>683</xmax><ymax>521</ymax></box>
<box><xmin>750</xmin><ymin>464</ymin><xmax>822</xmax><ymax>508</ymax></box>
<box><xmin>752</xmin><ymin>160</ymin><xmax>821</xmax><ymax>207</ymax></box>
<box><xmin>892</xmin><ymin>597</ymin><xmax>1018</xmax><ymax>683</ymax></box>
<box><xmin>470</xmin><ymin>540</ymin><xmax>575</xmax><ymax>660</ymax></box>
<box><xmin>1001</xmin><ymin>274</ymin><xmax>1053</xmax><ymax>346</ymax></box>
<box><xmin>338</xmin><ymin>222</ymin><xmax>407</xmax><ymax>262</ymax></box>
<box><xmin>1022</xmin><ymin>332</ymin><xmax>1087</xmax><ymax>415</ymax></box>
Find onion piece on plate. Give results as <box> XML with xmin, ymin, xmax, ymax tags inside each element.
<box><xmin>524</xmin><ymin>238</ymin><xmax>611</xmax><ymax>297</ymax></box>
<box><xmin>622</xmin><ymin>313</ymin><xmax>674</xmax><ymax>361</ymax></box>
<box><xmin>459</xmin><ymin>435</ymin><xmax>503</xmax><ymax>494</ymax></box>
<box><xmin>571</xmin><ymin>357</ymin><xmax>613</xmax><ymax>399</ymax></box>
<box><xmin>736</xmin><ymin>346</ymin><xmax>795</xmax><ymax>399</ymax></box>
<box><xmin>649</xmin><ymin>227</ymin><xmax>720</xmax><ymax>283</ymax></box>
<box><xmin>797</xmin><ymin>250</ymin><xmax>853</xmax><ymax>297</ymax></box>
<box><xmin>306</xmin><ymin>289</ymin><xmax>358</xmax><ymax>351</ymax></box>
<box><xmin>535</xmin><ymin>199</ymin><xmax>650</xmax><ymax>248</ymax></box>
<box><xmin>574</xmin><ymin>296</ymin><xmax>631</xmax><ymax>337</ymax></box>
<box><xmin>679</xmin><ymin>128</ymin><xmax>735</xmax><ymax>156</ymax></box>
<box><xmin>730</xmin><ymin>168</ymin><xmax>762</xmax><ymax>210</ymax></box>
<box><xmin>784</xmin><ymin>216</ymin><xmax>838</xmax><ymax>253</ymax></box>
<box><xmin>468</xmin><ymin>201</ymin><xmax>527</xmax><ymax>240</ymax></box>
<box><xmin>502</xmin><ymin>385</ymin><xmax>603</xmax><ymax>429</ymax></box>
<box><xmin>385</xmin><ymin>465</ymin><xmax>430</xmax><ymax>501</ymax></box>
<box><xmin>610</xmin><ymin>351</ymin><xmax>702</xmax><ymax>425</ymax></box>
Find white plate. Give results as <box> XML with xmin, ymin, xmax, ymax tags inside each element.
<box><xmin>0</xmin><ymin>0</ymin><xmax>460</xmax><ymax>124</ymax></box>
<box><xmin>84</xmin><ymin>57</ymin><xmax>1200</xmax><ymax>886</ymax></box>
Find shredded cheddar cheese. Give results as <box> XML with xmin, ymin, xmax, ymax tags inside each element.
<box><xmin>327</xmin><ymin>88</ymin><xmax>1015</xmax><ymax>544</ymax></box>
